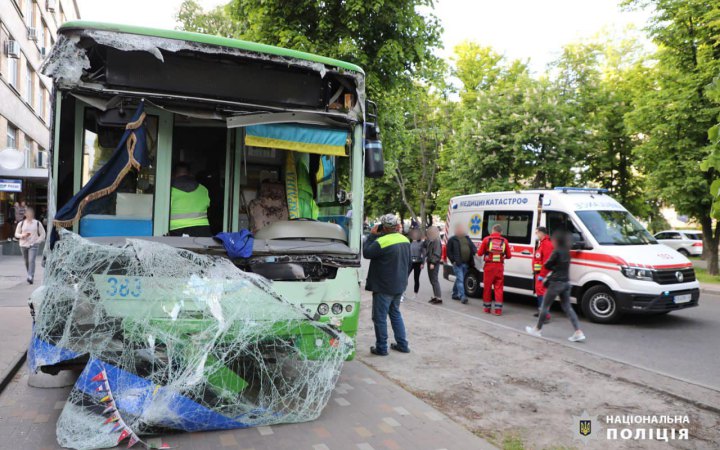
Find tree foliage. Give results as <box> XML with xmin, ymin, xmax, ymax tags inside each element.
<box><xmin>626</xmin><ymin>0</ymin><xmax>720</xmax><ymax>272</ymax></box>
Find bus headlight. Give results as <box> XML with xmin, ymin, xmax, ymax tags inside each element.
<box><xmin>317</xmin><ymin>303</ymin><xmax>329</xmax><ymax>315</ymax></box>
<box><xmin>621</xmin><ymin>266</ymin><xmax>654</xmax><ymax>281</ymax></box>
<box><xmin>331</xmin><ymin>303</ymin><xmax>343</xmax><ymax>315</ymax></box>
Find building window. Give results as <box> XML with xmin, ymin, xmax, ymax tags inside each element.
<box><xmin>39</xmin><ymin>20</ymin><xmax>46</xmax><ymax>50</ymax></box>
<box><xmin>7</xmin><ymin>124</ymin><xmax>18</xmax><ymax>149</ymax></box>
<box><xmin>8</xmin><ymin>57</ymin><xmax>19</xmax><ymax>89</ymax></box>
<box><xmin>37</xmin><ymin>84</ymin><xmax>44</xmax><ymax>116</ymax></box>
<box><xmin>25</xmin><ymin>0</ymin><xmax>36</xmax><ymax>27</ymax></box>
<box><xmin>25</xmin><ymin>62</ymin><xmax>35</xmax><ymax>106</ymax></box>
<box><xmin>24</xmin><ymin>138</ymin><xmax>33</xmax><ymax>167</ymax></box>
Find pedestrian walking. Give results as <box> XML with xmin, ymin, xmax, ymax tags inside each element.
<box><xmin>532</xmin><ymin>226</ymin><xmax>553</xmax><ymax>322</ymax></box>
<box><xmin>13</xmin><ymin>198</ymin><xmax>26</xmax><ymax>227</ymax></box>
<box><xmin>478</xmin><ymin>224</ymin><xmax>512</xmax><ymax>315</ymax></box>
<box><xmin>446</xmin><ymin>224</ymin><xmax>477</xmax><ymax>304</ymax></box>
<box><xmin>14</xmin><ymin>206</ymin><xmax>46</xmax><ymax>284</ymax></box>
<box><xmin>363</xmin><ymin>213</ymin><xmax>411</xmax><ymax>356</ymax></box>
<box><xmin>525</xmin><ymin>230</ymin><xmax>586</xmax><ymax>342</ymax></box>
<box><xmin>407</xmin><ymin>228</ymin><xmax>426</xmax><ymax>300</ymax></box>
<box><xmin>425</xmin><ymin>226</ymin><xmax>443</xmax><ymax>304</ymax></box>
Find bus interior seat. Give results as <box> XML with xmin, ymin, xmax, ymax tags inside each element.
<box><xmin>248</xmin><ymin>180</ymin><xmax>289</xmax><ymax>233</ymax></box>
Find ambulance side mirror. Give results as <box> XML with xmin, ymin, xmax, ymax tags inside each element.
<box><xmin>572</xmin><ymin>240</ymin><xmax>592</xmax><ymax>251</ymax></box>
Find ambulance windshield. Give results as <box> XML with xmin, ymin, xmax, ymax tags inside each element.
<box><xmin>576</xmin><ymin>210</ymin><xmax>657</xmax><ymax>246</ymax></box>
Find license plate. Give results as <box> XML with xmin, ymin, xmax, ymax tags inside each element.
<box><xmin>674</xmin><ymin>294</ymin><xmax>692</xmax><ymax>304</ymax></box>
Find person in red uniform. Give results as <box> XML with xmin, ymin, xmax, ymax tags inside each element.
<box><xmin>478</xmin><ymin>224</ymin><xmax>513</xmax><ymax>315</ymax></box>
<box><xmin>532</xmin><ymin>226</ymin><xmax>553</xmax><ymax>322</ymax></box>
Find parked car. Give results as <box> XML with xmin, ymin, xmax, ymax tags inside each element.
<box><xmin>654</xmin><ymin>230</ymin><xmax>703</xmax><ymax>257</ymax></box>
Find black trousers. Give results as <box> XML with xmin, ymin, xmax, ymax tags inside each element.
<box><xmin>168</xmin><ymin>225</ymin><xmax>212</xmax><ymax>237</ymax></box>
<box><xmin>408</xmin><ymin>262</ymin><xmax>423</xmax><ymax>293</ymax></box>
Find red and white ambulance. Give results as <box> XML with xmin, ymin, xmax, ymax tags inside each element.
<box><xmin>442</xmin><ymin>188</ymin><xmax>700</xmax><ymax>323</ymax></box>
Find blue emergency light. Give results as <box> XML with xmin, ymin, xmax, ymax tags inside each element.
<box><xmin>554</xmin><ymin>187</ymin><xmax>609</xmax><ymax>194</ymax></box>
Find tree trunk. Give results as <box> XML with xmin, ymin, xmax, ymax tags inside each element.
<box><xmin>700</xmin><ymin>216</ymin><xmax>720</xmax><ymax>275</ymax></box>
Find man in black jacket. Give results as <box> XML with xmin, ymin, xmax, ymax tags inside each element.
<box><xmin>363</xmin><ymin>214</ymin><xmax>411</xmax><ymax>355</ymax></box>
<box><xmin>446</xmin><ymin>223</ymin><xmax>477</xmax><ymax>304</ymax></box>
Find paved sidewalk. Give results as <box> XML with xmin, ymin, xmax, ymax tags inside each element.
<box><xmin>0</xmin><ymin>361</ymin><xmax>494</xmax><ymax>450</ymax></box>
<box><xmin>0</xmin><ymin>254</ymin><xmax>495</xmax><ymax>449</ymax></box>
<box><xmin>0</xmin><ymin>255</ymin><xmax>40</xmax><ymax>389</ymax></box>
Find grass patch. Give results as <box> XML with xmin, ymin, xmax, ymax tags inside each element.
<box><xmin>502</xmin><ymin>435</ymin><xmax>525</xmax><ymax>450</ymax></box>
<box><xmin>694</xmin><ymin>267</ymin><xmax>720</xmax><ymax>285</ymax></box>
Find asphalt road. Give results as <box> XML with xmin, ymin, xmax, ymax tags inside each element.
<box><xmin>377</xmin><ymin>263</ymin><xmax>720</xmax><ymax>392</ymax></box>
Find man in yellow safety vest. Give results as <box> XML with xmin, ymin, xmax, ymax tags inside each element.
<box><xmin>169</xmin><ymin>162</ymin><xmax>211</xmax><ymax>237</ymax></box>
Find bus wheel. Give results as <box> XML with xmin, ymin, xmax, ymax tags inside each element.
<box><xmin>464</xmin><ymin>270</ymin><xmax>481</xmax><ymax>298</ymax></box>
<box><xmin>581</xmin><ymin>285</ymin><xmax>621</xmax><ymax>323</ymax></box>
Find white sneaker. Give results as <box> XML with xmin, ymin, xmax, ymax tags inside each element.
<box><xmin>525</xmin><ymin>326</ymin><xmax>542</xmax><ymax>337</ymax></box>
<box><xmin>568</xmin><ymin>331</ymin><xmax>586</xmax><ymax>342</ymax></box>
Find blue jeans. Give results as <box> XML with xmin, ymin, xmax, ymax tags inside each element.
<box><xmin>371</xmin><ymin>292</ymin><xmax>408</xmax><ymax>354</ymax></box>
<box><xmin>452</xmin><ymin>263</ymin><xmax>468</xmax><ymax>299</ymax></box>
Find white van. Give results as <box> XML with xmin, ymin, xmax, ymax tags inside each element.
<box><xmin>442</xmin><ymin>188</ymin><xmax>700</xmax><ymax>323</ymax></box>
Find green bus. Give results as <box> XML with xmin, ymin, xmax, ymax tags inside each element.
<box><xmin>30</xmin><ymin>22</ymin><xmax>384</xmax><ymax>441</ymax></box>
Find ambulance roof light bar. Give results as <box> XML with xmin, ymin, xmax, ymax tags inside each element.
<box><xmin>554</xmin><ymin>187</ymin><xmax>609</xmax><ymax>194</ymax></box>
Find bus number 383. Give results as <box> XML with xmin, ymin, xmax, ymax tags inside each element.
<box><xmin>106</xmin><ymin>277</ymin><xmax>142</xmax><ymax>298</ymax></box>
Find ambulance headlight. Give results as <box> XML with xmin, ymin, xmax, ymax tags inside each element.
<box><xmin>621</xmin><ymin>266</ymin><xmax>654</xmax><ymax>281</ymax></box>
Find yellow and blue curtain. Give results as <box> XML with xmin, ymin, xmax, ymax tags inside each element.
<box><xmin>245</xmin><ymin>124</ymin><xmax>348</xmax><ymax>157</ymax></box>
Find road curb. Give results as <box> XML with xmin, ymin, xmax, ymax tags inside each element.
<box><xmin>700</xmin><ymin>285</ymin><xmax>720</xmax><ymax>295</ymax></box>
<box><xmin>0</xmin><ymin>350</ymin><xmax>27</xmax><ymax>395</ymax></box>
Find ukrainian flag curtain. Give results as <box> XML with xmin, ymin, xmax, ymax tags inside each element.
<box><xmin>53</xmin><ymin>102</ymin><xmax>149</xmax><ymax>232</ymax></box>
<box><xmin>245</xmin><ymin>124</ymin><xmax>349</xmax><ymax>157</ymax></box>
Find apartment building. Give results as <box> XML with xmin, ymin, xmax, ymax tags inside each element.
<box><xmin>0</xmin><ymin>0</ymin><xmax>80</xmax><ymax>239</ymax></box>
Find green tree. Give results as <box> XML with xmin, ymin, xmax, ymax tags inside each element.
<box><xmin>176</xmin><ymin>1</ymin><xmax>243</xmax><ymax>37</ymax></box>
<box><xmin>551</xmin><ymin>35</ymin><xmax>655</xmax><ymax>220</ymax></box>
<box><xmin>626</xmin><ymin>0</ymin><xmax>720</xmax><ymax>273</ymax></box>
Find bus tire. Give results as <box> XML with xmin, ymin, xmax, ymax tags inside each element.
<box><xmin>464</xmin><ymin>269</ymin><xmax>481</xmax><ymax>298</ymax></box>
<box><xmin>581</xmin><ymin>285</ymin><xmax>621</xmax><ymax>323</ymax></box>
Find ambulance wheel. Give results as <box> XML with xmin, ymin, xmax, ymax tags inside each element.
<box><xmin>581</xmin><ymin>285</ymin><xmax>621</xmax><ymax>323</ymax></box>
<box><xmin>464</xmin><ymin>270</ymin><xmax>481</xmax><ymax>298</ymax></box>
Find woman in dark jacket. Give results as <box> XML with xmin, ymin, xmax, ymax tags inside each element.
<box><xmin>525</xmin><ymin>230</ymin><xmax>586</xmax><ymax>342</ymax></box>
<box><xmin>425</xmin><ymin>226</ymin><xmax>443</xmax><ymax>304</ymax></box>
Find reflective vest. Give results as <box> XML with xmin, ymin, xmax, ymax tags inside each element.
<box><xmin>482</xmin><ymin>234</ymin><xmax>510</xmax><ymax>264</ymax></box>
<box><xmin>170</xmin><ymin>185</ymin><xmax>210</xmax><ymax>231</ymax></box>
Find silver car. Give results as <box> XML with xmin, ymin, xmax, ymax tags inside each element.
<box><xmin>654</xmin><ymin>230</ymin><xmax>703</xmax><ymax>256</ymax></box>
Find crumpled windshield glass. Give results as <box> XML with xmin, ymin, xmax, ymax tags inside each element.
<box><xmin>576</xmin><ymin>210</ymin><xmax>657</xmax><ymax>246</ymax></box>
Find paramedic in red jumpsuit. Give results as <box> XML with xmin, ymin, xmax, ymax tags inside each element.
<box><xmin>532</xmin><ymin>226</ymin><xmax>553</xmax><ymax>322</ymax></box>
<box><xmin>478</xmin><ymin>224</ymin><xmax>513</xmax><ymax>315</ymax></box>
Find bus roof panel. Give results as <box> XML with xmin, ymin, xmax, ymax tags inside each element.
<box><xmin>58</xmin><ymin>21</ymin><xmax>365</xmax><ymax>75</ymax></box>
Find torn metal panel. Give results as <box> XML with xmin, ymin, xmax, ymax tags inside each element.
<box><xmin>30</xmin><ymin>231</ymin><xmax>353</xmax><ymax>450</ymax></box>
<box><xmin>42</xmin><ymin>29</ymin><xmax>365</xmax><ymax>119</ymax></box>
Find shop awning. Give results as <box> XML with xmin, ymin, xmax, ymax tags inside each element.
<box><xmin>245</xmin><ymin>124</ymin><xmax>349</xmax><ymax>157</ymax></box>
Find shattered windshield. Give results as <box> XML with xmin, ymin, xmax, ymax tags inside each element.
<box><xmin>30</xmin><ymin>233</ymin><xmax>353</xmax><ymax>449</ymax></box>
<box><xmin>576</xmin><ymin>210</ymin><xmax>657</xmax><ymax>246</ymax></box>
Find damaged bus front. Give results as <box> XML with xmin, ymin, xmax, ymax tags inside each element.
<box><xmin>31</xmin><ymin>22</ymin><xmax>383</xmax><ymax>448</ymax></box>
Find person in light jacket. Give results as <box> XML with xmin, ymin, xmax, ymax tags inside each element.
<box><xmin>425</xmin><ymin>226</ymin><xmax>443</xmax><ymax>304</ymax></box>
<box><xmin>14</xmin><ymin>206</ymin><xmax>46</xmax><ymax>284</ymax></box>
